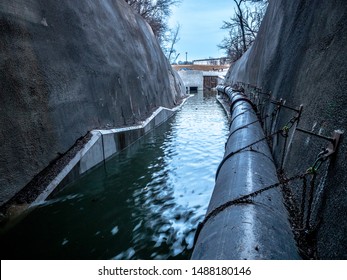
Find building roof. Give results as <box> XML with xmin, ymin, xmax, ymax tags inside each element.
<box><xmin>192</xmin><ymin>57</ymin><xmax>230</xmax><ymax>62</ymax></box>
<box><xmin>172</xmin><ymin>64</ymin><xmax>230</xmax><ymax>72</ymax></box>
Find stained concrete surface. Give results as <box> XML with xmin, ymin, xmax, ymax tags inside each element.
<box><xmin>226</xmin><ymin>0</ymin><xmax>347</xmax><ymax>259</ymax></box>
<box><xmin>0</xmin><ymin>0</ymin><xmax>185</xmax><ymax>207</ymax></box>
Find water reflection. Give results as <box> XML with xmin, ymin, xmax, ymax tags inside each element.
<box><xmin>0</xmin><ymin>91</ymin><xmax>228</xmax><ymax>259</ymax></box>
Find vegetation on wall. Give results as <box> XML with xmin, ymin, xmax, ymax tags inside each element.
<box><xmin>124</xmin><ymin>0</ymin><xmax>181</xmax><ymax>62</ymax></box>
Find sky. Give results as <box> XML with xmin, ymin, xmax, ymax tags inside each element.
<box><xmin>168</xmin><ymin>0</ymin><xmax>236</xmax><ymax>62</ymax></box>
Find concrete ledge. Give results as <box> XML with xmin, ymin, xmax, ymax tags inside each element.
<box><xmin>216</xmin><ymin>93</ymin><xmax>231</xmax><ymax>120</ymax></box>
<box><xmin>32</xmin><ymin>99</ymin><xmax>190</xmax><ymax>206</ymax></box>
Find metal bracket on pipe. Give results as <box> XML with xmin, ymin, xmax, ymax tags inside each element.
<box><xmin>270</xmin><ymin>99</ymin><xmax>301</xmax><ymax>113</ymax></box>
<box><xmin>296</xmin><ymin>128</ymin><xmax>343</xmax><ymax>159</ymax></box>
<box><xmin>323</xmin><ymin>130</ymin><xmax>343</xmax><ymax>158</ymax></box>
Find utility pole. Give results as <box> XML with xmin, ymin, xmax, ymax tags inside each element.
<box><xmin>185</xmin><ymin>52</ymin><xmax>188</xmax><ymax>64</ymax></box>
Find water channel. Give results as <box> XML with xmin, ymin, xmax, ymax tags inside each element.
<box><xmin>0</xmin><ymin>91</ymin><xmax>229</xmax><ymax>260</ymax></box>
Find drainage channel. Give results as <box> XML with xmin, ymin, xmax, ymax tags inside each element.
<box><xmin>0</xmin><ymin>91</ymin><xmax>228</xmax><ymax>260</ymax></box>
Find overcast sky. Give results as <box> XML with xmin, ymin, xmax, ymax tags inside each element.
<box><xmin>168</xmin><ymin>0</ymin><xmax>236</xmax><ymax>62</ymax></box>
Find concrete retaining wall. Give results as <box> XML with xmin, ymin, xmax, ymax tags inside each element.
<box><xmin>225</xmin><ymin>0</ymin><xmax>347</xmax><ymax>259</ymax></box>
<box><xmin>177</xmin><ymin>70</ymin><xmax>227</xmax><ymax>92</ymax></box>
<box><xmin>0</xmin><ymin>0</ymin><xmax>186</xmax><ymax>207</ymax></box>
<box><xmin>32</xmin><ymin>99</ymin><xmax>189</xmax><ymax>205</ymax></box>
<box><xmin>177</xmin><ymin>70</ymin><xmax>204</xmax><ymax>92</ymax></box>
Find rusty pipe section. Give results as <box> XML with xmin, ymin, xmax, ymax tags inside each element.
<box><xmin>191</xmin><ymin>85</ymin><xmax>300</xmax><ymax>259</ymax></box>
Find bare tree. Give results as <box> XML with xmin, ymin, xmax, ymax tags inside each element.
<box><xmin>218</xmin><ymin>29</ymin><xmax>244</xmax><ymax>61</ymax></box>
<box><xmin>218</xmin><ymin>0</ymin><xmax>268</xmax><ymax>61</ymax></box>
<box><xmin>163</xmin><ymin>24</ymin><xmax>180</xmax><ymax>63</ymax></box>
<box><xmin>124</xmin><ymin>0</ymin><xmax>180</xmax><ymax>44</ymax></box>
<box><xmin>234</xmin><ymin>0</ymin><xmax>247</xmax><ymax>53</ymax></box>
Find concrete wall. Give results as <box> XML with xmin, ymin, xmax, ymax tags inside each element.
<box><xmin>225</xmin><ymin>0</ymin><xmax>347</xmax><ymax>259</ymax></box>
<box><xmin>32</xmin><ymin>101</ymin><xmax>188</xmax><ymax>205</ymax></box>
<box><xmin>0</xmin><ymin>0</ymin><xmax>185</xmax><ymax>207</ymax></box>
<box><xmin>177</xmin><ymin>70</ymin><xmax>204</xmax><ymax>91</ymax></box>
<box><xmin>177</xmin><ymin>70</ymin><xmax>227</xmax><ymax>92</ymax></box>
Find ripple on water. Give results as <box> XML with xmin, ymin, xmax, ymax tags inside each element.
<box><xmin>0</xmin><ymin>91</ymin><xmax>228</xmax><ymax>260</ymax></box>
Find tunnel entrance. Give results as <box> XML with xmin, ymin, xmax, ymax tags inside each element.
<box><xmin>189</xmin><ymin>86</ymin><xmax>198</xmax><ymax>93</ymax></box>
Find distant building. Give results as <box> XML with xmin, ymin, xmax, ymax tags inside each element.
<box><xmin>176</xmin><ymin>70</ymin><xmax>226</xmax><ymax>93</ymax></box>
<box><xmin>192</xmin><ymin>57</ymin><xmax>231</xmax><ymax>66</ymax></box>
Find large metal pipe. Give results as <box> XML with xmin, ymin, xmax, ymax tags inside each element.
<box><xmin>191</xmin><ymin>86</ymin><xmax>300</xmax><ymax>259</ymax></box>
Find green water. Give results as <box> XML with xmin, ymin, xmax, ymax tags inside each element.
<box><xmin>0</xmin><ymin>91</ymin><xmax>229</xmax><ymax>259</ymax></box>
